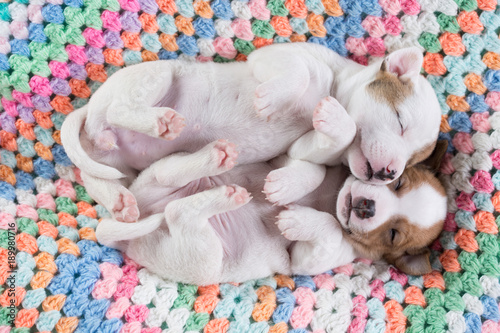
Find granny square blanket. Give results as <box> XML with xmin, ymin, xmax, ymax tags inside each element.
<box><xmin>1</xmin><ymin>0</ymin><xmax>500</xmax><ymax>332</ymax></box>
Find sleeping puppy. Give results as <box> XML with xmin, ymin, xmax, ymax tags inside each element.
<box><xmin>285</xmin><ymin>140</ymin><xmax>448</xmax><ymax>276</ymax></box>
<box><xmin>61</xmin><ymin>43</ymin><xmax>441</xmax><ymax>223</ymax></box>
<box><xmin>95</xmin><ymin>138</ymin><xmax>447</xmax><ymax>285</ymax></box>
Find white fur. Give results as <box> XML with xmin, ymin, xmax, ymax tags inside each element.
<box><xmin>399</xmin><ymin>185</ymin><xmax>448</xmax><ymax>229</ymax></box>
<box><xmin>96</xmin><ymin>137</ymin><xmax>446</xmax><ymax>284</ymax></box>
<box><xmin>61</xmin><ymin>43</ymin><xmax>442</xmax><ymax>222</ymax></box>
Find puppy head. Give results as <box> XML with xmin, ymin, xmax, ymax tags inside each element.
<box><xmin>336</xmin><ymin>142</ymin><xmax>448</xmax><ymax>275</ymax></box>
<box><xmin>344</xmin><ymin>47</ymin><xmax>441</xmax><ymax>185</ymax></box>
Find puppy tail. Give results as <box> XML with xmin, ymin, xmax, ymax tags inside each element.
<box><xmin>95</xmin><ymin>214</ymin><xmax>164</xmax><ymax>246</ymax></box>
<box><xmin>61</xmin><ymin>106</ymin><xmax>126</xmax><ymax>179</ymax></box>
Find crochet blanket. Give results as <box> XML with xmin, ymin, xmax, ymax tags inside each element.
<box><xmin>1</xmin><ymin>0</ymin><xmax>500</xmax><ymax>332</ymax></box>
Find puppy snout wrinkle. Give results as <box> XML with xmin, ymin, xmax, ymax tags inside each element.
<box><xmin>353</xmin><ymin>197</ymin><xmax>375</xmax><ymax>219</ymax></box>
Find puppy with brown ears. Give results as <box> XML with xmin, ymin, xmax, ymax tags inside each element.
<box><xmin>279</xmin><ymin>141</ymin><xmax>447</xmax><ymax>277</ymax></box>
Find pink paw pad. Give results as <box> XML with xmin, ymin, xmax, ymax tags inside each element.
<box><xmin>113</xmin><ymin>192</ymin><xmax>139</xmax><ymax>223</ymax></box>
<box><xmin>225</xmin><ymin>185</ymin><xmax>250</xmax><ymax>205</ymax></box>
<box><xmin>312</xmin><ymin>97</ymin><xmax>350</xmax><ymax>134</ymax></box>
<box><xmin>214</xmin><ymin>139</ymin><xmax>238</xmax><ymax>169</ymax></box>
<box><xmin>263</xmin><ymin>168</ymin><xmax>296</xmax><ymax>206</ymax></box>
<box><xmin>158</xmin><ymin>110</ymin><xmax>186</xmax><ymax>140</ymax></box>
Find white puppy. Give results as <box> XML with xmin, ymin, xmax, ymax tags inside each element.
<box><xmin>95</xmin><ymin>102</ymin><xmax>447</xmax><ymax>285</ymax></box>
<box><xmin>61</xmin><ymin>43</ymin><xmax>441</xmax><ymax>223</ymax></box>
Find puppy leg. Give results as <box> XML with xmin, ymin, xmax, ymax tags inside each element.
<box><xmin>264</xmin><ymin>98</ymin><xmax>356</xmax><ymax>205</ymax></box>
<box><xmin>276</xmin><ymin>205</ymin><xmax>357</xmax><ymax>275</ymax></box>
<box><xmin>106</xmin><ymin>103</ymin><xmax>186</xmax><ymax>140</ymax></box>
<box><xmin>288</xmin><ymin>96</ymin><xmax>357</xmax><ymax>165</ymax></box>
<box><xmin>88</xmin><ymin>61</ymin><xmax>184</xmax><ymax>140</ymax></box>
<box><xmin>290</xmin><ymin>238</ymin><xmax>357</xmax><ymax>276</ymax></box>
<box><xmin>252</xmin><ymin>55</ymin><xmax>310</xmax><ymax>119</ymax></box>
<box><xmin>96</xmin><ymin>213</ymin><xmax>164</xmax><ymax>249</ymax></box>
<box><xmin>264</xmin><ymin>156</ymin><xmax>326</xmax><ymax>205</ymax></box>
<box><xmin>166</xmin><ymin>185</ymin><xmax>251</xmax><ymax>224</ymax></box>
<box><xmin>131</xmin><ymin>139</ymin><xmax>238</xmax><ymax>194</ymax></box>
<box><xmin>159</xmin><ymin>185</ymin><xmax>251</xmax><ymax>283</ymax></box>
<box><xmin>80</xmin><ymin>172</ymin><xmax>140</xmax><ymax>223</ymax></box>
<box><xmin>312</xmin><ymin>96</ymin><xmax>357</xmax><ymax>144</ymax></box>
<box><xmin>277</xmin><ymin>205</ymin><xmax>337</xmax><ymax>241</ymax></box>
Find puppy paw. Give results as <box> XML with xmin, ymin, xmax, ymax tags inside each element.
<box><xmin>158</xmin><ymin>109</ymin><xmax>186</xmax><ymax>140</ymax></box>
<box><xmin>276</xmin><ymin>205</ymin><xmax>311</xmax><ymax>241</ymax></box>
<box><xmin>264</xmin><ymin>167</ymin><xmax>305</xmax><ymax>206</ymax></box>
<box><xmin>313</xmin><ymin>96</ymin><xmax>356</xmax><ymax>139</ymax></box>
<box><xmin>213</xmin><ymin>139</ymin><xmax>238</xmax><ymax>170</ymax></box>
<box><xmin>277</xmin><ymin>205</ymin><xmax>332</xmax><ymax>241</ymax></box>
<box><xmin>113</xmin><ymin>192</ymin><xmax>139</xmax><ymax>223</ymax></box>
<box><xmin>254</xmin><ymin>83</ymin><xmax>282</xmax><ymax>120</ymax></box>
<box><xmin>225</xmin><ymin>185</ymin><xmax>252</xmax><ymax>206</ymax></box>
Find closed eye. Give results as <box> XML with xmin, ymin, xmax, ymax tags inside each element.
<box><xmin>397</xmin><ymin>116</ymin><xmax>405</xmax><ymax>136</ymax></box>
<box><xmin>395</xmin><ymin>109</ymin><xmax>406</xmax><ymax>136</ymax></box>
<box><xmin>394</xmin><ymin>177</ymin><xmax>403</xmax><ymax>191</ymax></box>
<box><xmin>390</xmin><ymin>229</ymin><xmax>398</xmax><ymax>243</ymax></box>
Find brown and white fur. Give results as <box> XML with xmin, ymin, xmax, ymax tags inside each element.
<box><xmin>95</xmin><ymin>103</ymin><xmax>447</xmax><ymax>285</ymax></box>
<box><xmin>61</xmin><ymin>43</ymin><xmax>441</xmax><ymax>223</ymax></box>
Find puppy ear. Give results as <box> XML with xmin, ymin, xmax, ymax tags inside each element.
<box><xmin>392</xmin><ymin>248</ymin><xmax>432</xmax><ymax>276</ymax></box>
<box><xmin>382</xmin><ymin>47</ymin><xmax>423</xmax><ymax>79</ymax></box>
<box><xmin>421</xmin><ymin>140</ymin><xmax>448</xmax><ymax>173</ymax></box>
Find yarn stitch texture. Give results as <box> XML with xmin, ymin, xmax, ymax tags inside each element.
<box><xmin>1</xmin><ymin>0</ymin><xmax>500</xmax><ymax>332</ymax></box>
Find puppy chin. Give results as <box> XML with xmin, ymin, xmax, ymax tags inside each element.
<box><xmin>336</xmin><ymin>176</ymin><xmax>355</xmax><ymax>228</ymax></box>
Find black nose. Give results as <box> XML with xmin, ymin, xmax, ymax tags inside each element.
<box><xmin>353</xmin><ymin>197</ymin><xmax>375</xmax><ymax>219</ymax></box>
<box><xmin>373</xmin><ymin>166</ymin><xmax>396</xmax><ymax>181</ymax></box>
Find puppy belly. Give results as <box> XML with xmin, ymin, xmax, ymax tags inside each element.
<box><xmin>130</xmin><ymin>166</ymin><xmax>291</xmax><ymax>283</ymax></box>
<box><xmin>209</xmin><ymin>207</ymin><xmax>292</xmax><ymax>282</ymax></box>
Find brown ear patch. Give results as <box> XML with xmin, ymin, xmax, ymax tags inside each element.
<box><xmin>345</xmin><ymin>215</ymin><xmax>444</xmax><ymax>262</ymax></box>
<box><xmin>416</xmin><ymin>140</ymin><xmax>449</xmax><ymax>172</ymax></box>
<box><xmin>387</xmin><ymin>165</ymin><xmax>446</xmax><ymax>198</ymax></box>
<box><xmin>367</xmin><ymin>64</ymin><xmax>414</xmax><ymax>108</ymax></box>
<box><xmin>407</xmin><ymin>141</ymin><xmax>436</xmax><ymax>167</ymax></box>
<box><xmin>345</xmin><ymin>215</ymin><xmax>444</xmax><ymax>276</ymax></box>
<box><xmin>387</xmin><ymin>248</ymin><xmax>432</xmax><ymax>275</ymax></box>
